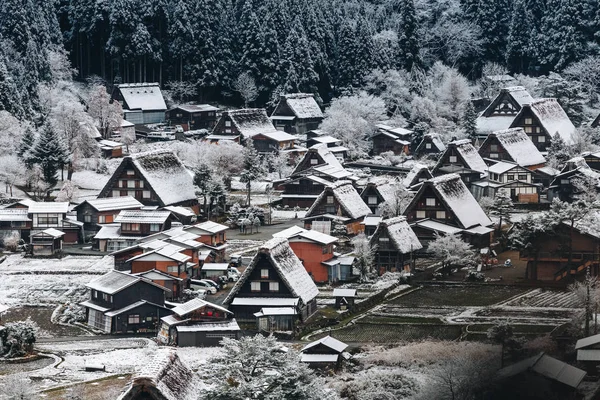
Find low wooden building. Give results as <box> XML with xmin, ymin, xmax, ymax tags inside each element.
<box><xmin>301</xmin><ymin>336</ymin><xmax>349</xmax><ymax>371</ymax></box>
<box><xmin>98</xmin><ymin>139</ymin><xmax>124</xmax><ymax>158</ymax></box>
<box><xmin>30</xmin><ymin>228</ymin><xmax>64</xmax><ymax>256</ymax></box>
<box><xmin>548</xmin><ymin>157</ymin><xmax>600</xmax><ymax>202</ymax></box>
<box><xmin>403</xmin><ymin>164</ymin><xmax>433</xmax><ymax>190</ymax></box>
<box><xmin>75</xmin><ymin>196</ymin><xmax>143</xmax><ymax>233</ymax></box>
<box><xmin>270</xmin><ymin>93</ymin><xmax>323</xmax><ymax>134</ymax></box>
<box><xmin>433</xmin><ymin>139</ymin><xmax>488</xmax><ymax>181</ymax></box>
<box><xmin>252</xmin><ymin>130</ymin><xmax>297</xmax><ymax>154</ymax></box>
<box><xmin>369</xmin><ymin>217</ymin><xmax>422</xmax><ymax>275</ymax></box>
<box><xmin>223</xmin><ymin>238</ymin><xmax>319</xmax><ymax>327</ymax></box>
<box><xmin>333</xmin><ymin>288</ymin><xmax>356</xmax><ymax>310</ymax></box>
<box><xmin>576</xmin><ymin>334</ymin><xmax>600</xmax><ymax>373</ymax></box>
<box><xmin>278</xmin><ymin>175</ymin><xmax>332</xmax><ymax>208</ymax></box>
<box><xmin>372</xmin><ymin>124</ymin><xmax>412</xmax><ymax>155</ymax></box>
<box><xmin>114</xmin><ymin>83</ymin><xmax>167</xmax><ymax>125</ymax></box>
<box><xmin>0</xmin><ymin>209</ymin><xmax>32</xmax><ymax>241</ymax></box>
<box><xmin>304</xmin><ymin>181</ymin><xmax>371</xmax><ymax>236</ymax></box>
<box><xmin>165</xmin><ymin>104</ymin><xmax>220</xmax><ymax>131</ymax></box>
<box><xmin>478</xmin><ymin>127</ymin><xmax>546</xmax><ymax>170</ymax></box>
<box><xmin>471</xmin><ymin>161</ymin><xmax>540</xmax><ymax>203</ymax></box>
<box><xmin>94</xmin><ymin>210</ymin><xmax>172</xmax><ymax>252</ymax></box>
<box><xmin>185</xmin><ymin>221</ymin><xmax>228</xmax><ymax>262</ymax></box>
<box><xmin>414</xmin><ymin>133</ymin><xmax>446</xmax><ymax>157</ymax></box>
<box><xmin>476</xmin><ymin>86</ymin><xmax>534</xmax><ymax>136</ymax></box>
<box><xmin>134</xmin><ymin>270</ymin><xmax>185</xmax><ymax>301</ymax></box>
<box><xmin>360</xmin><ymin>179</ymin><xmax>397</xmax><ymax>215</ymax></box>
<box><xmin>157</xmin><ymin>298</ymin><xmax>239</xmax><ymax>346</ymax></box>
<box><xmin>209</xmin><ymin>108</ymin><xmax>277</xmax><ymax>142</ymax></box>
<box><xmin>29</xmin><ymin>202</ymin><xmax>80</xmax><ymax>244</ymax></box>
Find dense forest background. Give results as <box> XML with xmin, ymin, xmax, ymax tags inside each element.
<box><xmin>1</xmin><ymin>0</ymin><xmax>600</xmax><ymax>120</ymax></box>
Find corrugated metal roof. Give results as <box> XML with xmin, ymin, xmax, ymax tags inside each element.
<box><xmin>85</xmin><ymin>196</ymin><xmax>143</xmax><ymax>212</ymax></box>
<box><xmin>575</xmin><ymin>333</ymin><xmax>600</xmax><ymax>349</ymax></box>
<box><xmin>29</xmin><ymin>202</ymin><xmax>69</xmax><ymax>214</ymax></box>
<box><xmin>176</xmin><ymin>319</ymin><xmax>240</xmax><ymax>332</ymax></box>
<box><xmin>115</xmin><ymin>210</ymin><xmax>171</xmax><ymax>224</ymax></box>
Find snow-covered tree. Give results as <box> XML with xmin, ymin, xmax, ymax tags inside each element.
<box><xmin>428</xmin><ymin>233</ymin><xmax>476</xmax><ymax>275</ymax></box>
<box><xmin>234</xmin><ymin>72</ymin><xmax>258</xmax><ymax>108</ymax></box>
<box><xmin>564</xmin><ymin>56</ymin><xmax>600</xmax><ymax>106</ymax></box>
<box><xmin>352</xmin><ymin>233</ymin><xmax>376</xmax><ymax>282</ymax></box>
<box><xmin>239</xmin><ymin>140</ymin><xmax>265</xmax><ymax>206</ymax></box>
<box><xmin>202</xmin><ymin>335</ymin><xmax>335</xmax><ymax>400</ymax></box>
<box><xmin>1</xmin><ymin>375</ymin><xmax>35</xmax><ymax>399</ymax></box>
<box><xmin>380</xmin><ymin>184</ymin><xmax>414</xmax><ymax>218</ymax></box>
<box><xmin>0</xmin><ymin>155</ymin><xmax>26</xmax><ymax>197</ymax></box>
<box><xmin>546</xmin><ymin>132</ymin><xmax>573</xmax><ymax>170</ymax></box>
<box><xmin>569</xmin><ymin>270</ymin><xmax>600</xmax><ymax>336</ymax></box>
<box><xmin>487</xmin><ymin>192</ymin><xmax>514</xmax><ymax>232</ymax></box>
<box><xmin>87</xmin><ymin>85</ymin><xmax>123</xmax><ymax>139</ymax></box>
<box><xmin>0</xmin><ymin>318</ymin><xmax>38</xmax><ymax>358</ymax></box>
<box><xmin>30</xmin><ymin>123</ymin><xmax>69</xmax><ymax>189</ymax></box>
<box><xmin>55</xmin><ymin>180</ymin><xmax>78</xmax><ymax>203</ymax></box>
<box><xmin>194</xmin><ymin>163</ymin><xmax>213</xmax><ymax>217</ymax></box>
<box><xmin>17</xmin><ymin>126</ymin><xmax>37</xmax><ymax>168</ymax></box>
<box><xmin>320</xmin><ymin>92</ymin><xmax>386</xmax><ymax>159</ymax></box>
<box><xmin>462</xmin><ymin>101</ymin><xmax>478</xmax><ymax>143</ymax></box>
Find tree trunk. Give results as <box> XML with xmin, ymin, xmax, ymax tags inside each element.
<box><xmin>67</xmin><ymin>162</ymin><xmax>74</xmax><ymax>181</ymax></box>
<box><xmin>246</xmin><ymin>181</ymin><xmax>251</xmax><ymax>206</ymax></box>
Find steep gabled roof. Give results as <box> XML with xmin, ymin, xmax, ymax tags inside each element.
<box><xmin>415</xmin><ymin>132</ymin><xmax>446</xmax><ymax>153</ymax></box>
<box><xmin>403</xmin><ymin>164</ymin><xmax>433</xmax><ymax>188</ymax></box>
<box><xmin>482</xmin><ymin>86</ymin><xmax>534</xmax><ymax>117</ymax></box>
<box><xmin>370</xmin><ymin>216</ymin><xmax>422</xmax><ymax>254</ymax></box>
<box><xmin>224</xmin><ymin>237</ymin><xmax>319</xmax><ymax>306</ymax></box>
<box><xmin>275</xmin><ymin>93</ymin><xmax>323</xmax><ymax>119</ymax></box>
<box><xmin>118</xmin><ymin>83</ymin><xmax>167</xmax><ymax>111</ymax></box>
<box><xmin>226</xmin><ymin>108</ymin><xmax>278</xmax><ymax>139</ymax></box>
<box><xmin>76</xmin><ymin>197</ymin><xmax>143</xmax><ymax>213</ymax></box>
<box><xmin>452</xmin><ymin>139</ymin><xmax>488</xmax><ymax>173</ymax></box>
<box><xmin>100</xmin><ymin>150</ymin><xmax>197</xmax><ymax>207</ymax></box>
<box><xmin>273</xmin><ymin>226</ymin><xmax>338</xmax><ymax>245</ymax></box>
<box><xmin>513</xmin><ymin>98</ymin><xmax>576</xmax><ymax>143</ymax></box>
<box><xmin>291</xmin><ymin>143</ymin><xmax>348</xmax><ymax>178</ymax></box>
<box><xmin>306</xmin><ymin>181</ymin><xmax>371</xmax><ymax>220</ymax></box>
<box><xmin>483</xmin><ymin>128</ymin><xmax>546</xmax><ymax>167</ymax></box>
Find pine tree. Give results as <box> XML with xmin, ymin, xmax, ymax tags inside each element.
<box><xmin>335</xmin><ymin>21</ymin><xmax>359</xmax><ymax>92</ymax></box>
<box><xmin>17</xmin><ymin>127</ymin><xmax>36</xmax><ymax>168</ymax></box>
<box><xmin>506</xmin><ymin>0</ymin><xmax>533</xmax><ymax>74</ymax></box>
<box><xmin>239</xmin><ymin>140</ymin><xmax>264</xmax><ymax>206</ymax></box>
<box><xmin>30</xmin><ymin>124</ymin><xmax>69</xmax><ymax>188</ymax></box>
<box><xmin>462</xmin><ymin>101</ymin><xmax>478</xmax><ymax>143</ymax></box>
<box><xmin>547</xmin><ymin>132</ymin><xmax>573</xmax><ymax>169</ymax></box>
<box><xmin>281</xmin><ymin>18</ymin><xmax>318</xmax><ymax>95</ymax></box>
<box><xmin>398</xmin><ymin>0</ymin><xmax>421</xmax><ymax>70</ymax></box>
<box><xmin>475</xmin><ymin>0</ymin><xmax>511</xmax><ymax>64</ymax></box>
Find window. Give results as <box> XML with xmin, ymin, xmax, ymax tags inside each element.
<box><xmin>102</xmin><ymin>293</ymin><xmax>112</xmax><ymax>302</ymax></box>
<box><xmin>425</xmin><ymin>143</ymin><xmax>431</xmax><ymax>149</ymax></box>
<box><xmin>518</xmin><ymin>174</ymin><xmax>527</xmax><ymax>181</ymax></box>
<box><xmin>538</xmin><ymin>135</ymin><xmax>546</xmax><ymax>143</ymax></box>
<box><xmin>326</xmin><ymin>195</ymin><xmax>334</xmax><ymax>204</ymax></box>
<box><xmin>149</xmin><ymin>223</ymin><xmax>160</xmax><ymax>232</ymax></box>
<box><xmin>98</xmin><ymin>215</ymin><xmax>106</xmax><ymax>224</ymax></box>
<box><xmin>449</xmin><ymin>155</ymin><xmax>457</xmax><ymax>163</ymax></box>
<box><xmin>167</xmin><ymin>265</ymin><xmax>179</xmax><ymax>273</ymax></box>
<box><xmin>379</xmin><ymin>237</ymin><xmax>390</xmax><ymax>242</ymax></box>
<box><xmin>436</xmin><ymin>211</ymin><xmax>446</xmax><ymax>219</ymax></box>
<box><xmin>426</xmin><ymin>198</ymin><xmax>435</xmax><ymax>206</ymax></box>
<box><xmin>310</xmin><ymin>158</ymin><xmax>318</xmax><ymax>165</ymax></box>
<box><xmin>84</xmin><ymin>215</ymin><xmax>91</xmax><ymax>223</ymax></box>
<box><xmin>416</xmin><ymin>210</ymin><xmax>426</xmax><ymax>219</ymax></box>
<box><xmin>251</xmin><ymin>281</ymin><xmax>261</xmax><ymax>292</ymax></box>
<box><xmin>138</xmin><ymin>180</ymin><xmax>144</xmax><ymax>188</ymax></box>
<box><xmin>128</xmin><ymin>314</ymin><xmax>140</xmax><ymax>324</ymax></box>
<box><xmin>92</xmin><ymin>289</ymin><xmax>97</xmax><ymax>298</ymax></box>
<box><xmin>38</xmin><ymin>216</ymin><xmax>59</xmax><ymax>225</ymax></box>
<box><xmin>525</xmin><ymin>118</ymin><xmax>533</xmax><ymax>125</ymax></box>
<box><xmin>561</xmin><ymin>179</ymin><xmax>570</xmax><ymax>185</ymax></box>
<box><xmin>524</xmin><ymin>126</ymin><xmax>533</xmax><ymax>133</ymax></box>
<box><xmin>126</xmin><ymin>170</ymin><xmax>135</xmax><ymax>176</ymax></box>
<box><xmin>490</xmin><ymin>153</ymin><xmax>499</xmax><ymax>158</ymax></box>
<box><xmin>269</xmin><ymin>282</ymin><xmax>279</xmax><ymax>292</ymax></box>
<box><xmin>490</xmin><ymin>144</ymin><xmax>498</xmax><ymax>151</ymax></box>
<box><xmin>143</xmin><ymin>190</ymin><xmax>151</xmax><ymax>198</ymax></box>
<box><xmin>225</xmin><ymin>120</ymin><xmax>231</xmax><ymax>127</ymax></box>
<box><xmin>322</xmin><ymin>245</ymin><xmax>330</xmax><ymax>254</ymax></box>
<box><xmin>367</xmin><ymin>196</ymin><xmax>378</xmax><ymax>205</ymax></box>
<box><xmin>507</xmin><ymin>174</ymin><xmax>515</xmax><ymax>181</ymax></box>
<box><xmin>128</xmin><ymin>190</ymin><xmax>135</xmax><ymax>197</ymax></box>
<box><xmin>261</xmin><ymin>269</ymin><xmax>269</xmax><ymax>279</ymax></box>
<box><xmin>112</xmin><ymin>190</ymin><xmax>120</xmax><ymax>197</ymax></box>
<box><xmin>123</xmin><ymin>223</ymin><xmax>140</xmax><ymax>231</ymax></box>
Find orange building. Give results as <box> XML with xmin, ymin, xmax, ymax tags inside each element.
<box><xmin>185</xmin><ymin>221</ymin><xmax>228</xmax><ymax>262</ymax></box>
<box><xmin>274</xmin><ymin>226</ymin><xmax>338</xmax><ymax>283</ymax></box>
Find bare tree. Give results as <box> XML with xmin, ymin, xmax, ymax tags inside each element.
<box><xmin>0</xmin><ymin>155</ymin><xmax>26</xmax><ymax>197</ymax></box>
<box><xmin>1</xmin><ymin>375</ymin><xmax>36</xmax><ymax>399</ymax></box>
<box><xmin>380</xmin><ymin>183</ymin><xmax>414</xmax><ymax>218</ymax></box>
<box><xmin>87</xmin><ymin>85</ymin><xmax>123</xmax><ymax>139</ymax></box>
<box><xmin>352</xmin><ymin>233</ymin><xmax>377</xmax><ymax>282</ymax></box>
<box><xmin>234</xmin><ymin>72</ymin><xmax>258</xmax><ymax>108</ymax></box>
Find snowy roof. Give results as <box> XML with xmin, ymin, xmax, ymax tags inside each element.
<box><xmin>486</xmin><ymin>128</ymin><xmax>546</xmax><ymax>167</ymax></box>
<box><xmin>79</xmin><ymin>300</ymin><xmax>111</xmax><ymax>313</ymax></box>
<box><xmin>0</xmin><ymin>209</ymin><xmax>31</xmax><ymax>222</ymax></box>
<box><xmin>481</xmin><ymin>86</ymin><xmax>534</xmax><ymax>118</ymax></box>
<box><xmin>375</xmin><ymin>124</ymin><xmax>413</xmax><ymax>138</ymax></box>
<box><xmin>255</xmin><ymin>130</ymin><xmax>297</xmax><ymax>142</ymax></box>
<box><xmin>273</xmin><ymin>226</ymin><xmax>338</xmax><ymax>245</ymax></box>
<box><xmin>205</xmin><ymin>134</ymin><xmax>240</xmax><ymax>141</ymax></box>
<box><xmin>31</xmin><ymin>228</ymin><xmax>65</xmax><ymax>238</ymax></box>
<box><xmin>170</xmin><ymin>104</ymin><xmax>219</xmax><ymax>113</ymax></box>
<box><xmin>449</xmin><ymin>139</ymin><xmax>488</xmax><ymax>173</ymax></box>
<box><xmin>118</xmin><ymin>83</ymin><xmax>167</xmax><ymax>111</ymax></box>
<box><xmin>361</xmin><ymin>215</ymin><xmax>382</xmax><ymax>226</ymax></box>
<box><xmin>536</xmin><ymin>166</ymin><xmax>560</xmax><ymax>176</ymax></box>
<box><xmin>488</xmin><ymin>160</ymin><xmax>520</xmax><ymax>175</ymax></box>
<box><xmin>280</xmin><ymin>93</ymin><xmax>323</xmax><ymax>119</ymax></box>
<box><xmin>307</xmin><ymin>181</ymin><xmax>371</xmax><ymax>220</ymax></box>
<box><xmin>127</xmin><ymin>150</ymin><xmax>197</xmax><ymax>206</ymax></box>
<box><xmin>516</xmin><ymin>98</ymin><xmax>576</xmax><ymax>143</ymax></box>
<box><xmin>135</xmin><ymin>270</ymin><xmax>183</xmax><ymax>281</ymax></box>
<box><xmin>224</xmin><ymin>237</ymin><xmax>319</xmax><ymax>306</ymax></box>
<box><xmin>99</xmin><ymin>139</ymin><xmax>123</xmax><ymax>149</ymax></box>
<box><xmin>413</xmin><ymin>220</ymin><xmax>462</xmax><ymax>234</ymax></box>
<box><xmin>300</xmin><ymin>354</ymin><xmax>340</xmax><ymax>363</ymax></box>
<box><xmin>372</xmin><ymin>216</ymin><xmax>422</xmax><ymax>254</ymax></box>
<box><xmin>313</xmin><ymin>164</ymin><xmax>354</xmax><ymax>179</ymax></box>
<box><xmin>170</xmin><ymin>297</ymin><xmax>232</xmax><ymax>317</ymax></box>
<box><xmin>496</xmin><ymin>353</ymin><xmax>585</xmax><ymax>389</ymax></box>
<box><xmin>117</xmin><ymin>349</ymin><xmax>199</xmax><ymax>400</ymax></box>
<box><xmin>86</xmin><ymin>270</ymin><xmax>167</xmax><ymax>295</ymax></box>
<box><xmin>311</xmin><ymin>135</ymin><xmax>340</xmax><ymax>145</ymax></box>
<box><xmin>332</xmin><ymin>289</ymin><xmax>356</xmax><ymax>298</ymax></box>
<box><xmin>302</xmin><ymin>335</ymin><xmax>348</xmax><ymax>353</ymax></box>
<box><xmin>295</xmin><ymin>143</ymin><xmax>345</xmax><ymax>174</ymax></box>
<box><xmin>93</xmin><ymin>224</ymin><xmax>124</xmax><ymax>240</ymax></box>
<box><xmin>162</xmin><ymin>206</ymin><xmax>196</xmax><ymax>217</ymax></box>
<box><xmin>81</xmin><ymin>196</ymin><xmax>143</xmax><ymax>212</ymax></box>
<box><xmin>201</xmin><ymin>263</ymin><xmax>230</xmax><ymax>271</ymax></box>
<box><xmin>575</xmin><ymin>334</ymin><xmax>600</xmax><ymax>350</ymax></box>
<box><xmin>254</xmin><ymin>307</ymin><xmax>298</xmax><ymax>317</ymax></box>
<box><xmin>272</xmin><ymin>226</ymin><xmax>307</xmax><ymax>239</ymax></box>
<box><xmin>189</xmin><ymin>221</ymin><xmax>228</xmax><ymax>234</ymax></box>
<box><xmin>229</xmin><ymin>297</ymin><xmax>299</xmax><ymax>307</ymax></box>
<box><xmin>477</xmin><ymin>115</ymin><xmax>516</xmax><ymax>133</ymax></box>
<box><xmin>176</xmin><ymin>320</ymin><xmax>240</xmax><ymax>332</ymax></box>
<box><xmin>403</xmin><ymin>164</ymin><xmax>432</xmax><ymax>188</ymax></box>
<box><xmin>226</xmin><ymin>108</ymin><xmax>278</xmax><ymax>139</ymax></box>
<box><xmin>114</xmin><ymin>210</ymin><xmax>171</xmax><ymax>224</ymax></box>
<box><xmin>28</xmin><ymin>202</ymin><xmax>69</xmax><ymax>214</ymax></box>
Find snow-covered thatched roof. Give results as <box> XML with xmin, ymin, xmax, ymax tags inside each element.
<box><xmin>448</xmin><ymin>139</ymin><xmax>488</xmax><ymax>173</ymax></box>
<box><xmin>224</xmin><ymin>237</ymin><xmax>319</xmax><ymax>306</ymax></box>
<box><xmin>403</xmin><ymin>163</ymin><xmax>432</xmax><ymax>188</ymax></box>
<box><xmin>124</xmin><ymin>150</ymin><xmax>197</xmax><ymax>206</ymax></box>
<box><xmin>371</xmin><ymin>216</ymin><xmax>422</xmax><ymax>254</ymax></box>
<box><xmin>515</xmin><ymin>98</ymin><xmax>576</xmax><ymax>143</ymax></box>
<box><xmin>278</xmin><ymin>93</ymin><xmax>323</xmax><ymax>119</ymax></box>
<box><xmin>117</xmin><ymin>349</ymin><xmax>199</xmax><ymax>400</ymax></box>
<box><xmin>484</xmin><ymin>128</ymin><xmax>546</xmax><ymax>167</ymax></box>
<box><xmin>118</xmin><ymin>83</ymin><xmax>167</xmax><ymax>111</ymax></box>
<box><xmin>477</xmin><ymin>87</ymin><xmax>534</xmax><ymax>133</ymax></box>
<box><xmin>427</xmin><ymin>174</ymin><xmax>492</xmax><ymax>229</ymax></box>
<box><xmin>307</xmin><ymin>180</ymin><xmax>371</xmax><ymax>220</ymax></box>
<box><xmin>226</xmin><ymin>108</ymin><xmax>278</xmax><ymax>139</ymax></box>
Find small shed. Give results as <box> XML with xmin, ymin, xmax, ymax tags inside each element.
<box><xmin>200</xmin><ymin>263</ymin><xmax>230</xmax><ymax>279</ymax></box>
<box><xmin>301</xmin><ymin>335</ymin><xmax>349</xmax><ymax>371</ymax></box>
<box><xmin>332</xmin><ymin>288</ymin><xmax>357</xmax><ymax>310</ymax></box>
<box><xmin>30</xmin><ymin>228</ymin><xmax>65</xmax><ymax>256</ymax></box>
<box><xmin>576</xmin><ymin>333</ymin><xmax>600</xmax><ymax>373</ymax></box>
<box><xmin>254</xmin><ymin>307</ymin><xmax>297</xmax><ymax>332</ymax></box>
<box><xmin>175</xmin><ymin>320</ymin><xmax>241</xmax><ymax>347</ymax></box>
<box><xmin>98</xmin><ymin>139</ymin><xmax>124</xmax><ymax>158</ymax></box>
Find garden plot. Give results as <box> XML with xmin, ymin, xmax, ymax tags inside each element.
<box><xmin>388</xmin><ymin>285</ymin><xmax>529</xmax><ymax>307</ymax></box>
<box><xmin>499</xmin><ymin>288</ymin><xmax>583</xmax><ymax>308</ymax></box>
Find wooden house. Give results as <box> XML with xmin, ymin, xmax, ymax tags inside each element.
<box><xmin>403</xmin><ymin>164</ymin><xmax>433</xmax><ymax>189</ymax></box>
<box><xmin>128</xmin><ymin>242</ymin><xmax>194</xmax><ymax>284</ymax></box>
<box><xmin>404</xmin><ymin>174</ymin><xmax>493</xmax><ymax>248</ymax></box>
<box><xmin>0</xmin><ymin>209</ymin><xmax>32</xmax><ymax>240</ymax></box>
<box><xmin>534</xmin><ymin>166</ymin><xmax>561</xmax><ymax>189</ymax></box>
<box><xmin>493</xmin><ymin>353</ymin><xmax>586</xmax><ymax>400</ymax></box>
<box><xmin>360</xmin><ymin>179</ymin><xmax>397</xmax><ymax>215</ymax></box>
<box><xmin>582</xmin><ymin>151</ymin><xmax>600</xmax><ymax>171</ymax></box>
<box><xmin>116</xmin><ymin>349</ymin><xmax>199</xmax><ymax>400</ymax></box>
<box><xmin>279</xmin><ymin>175</ymin><xmax>332</xmax><ymax>209</ymax></box>
<box><xmin>273</xmin><ymin>226</ymin><xmax>338</xmax><ymax>283</ymax></box>
<box><xmin>289</xmin><ymin>143</ymin><xmax>353</xmax><ymax>181</ymax></box>
<box><xmin>414</xmin><ymin>133</ymin><xmax>446</xmax><ymax>157</ymax></box>
<box><xmin>306</xmin><ymin>137</ymin><xmax>348</xmax><ymax>161</ymax></box>
<box><xmin>361</xmin><ymin>215</ymin><xmax>382</xmax><ymax>237</ymax></box>
<box><xmin>161</xmin><ymin>206</ymin><xmax>197</xmax><ymax>225</ymax></box>
<box><xmin>372</xmin><ymin>124</ymin><xmax>412</xmax><ymax>155</ymax></box>
<box><xmin>157</xmin><ymin>298</ymin><xmax>239</xmax><ymax>347</ymax></box>
<box><xmin>80</xmin><ymin>270</ymin><xmax>172</xmax><ymax>334</ymax></box>
<box><xmin>165</xmin><ymin>104</ymin><xmax>220</xmax><ymax>131</ymax></box>
<box><xmin>94</xmin><ymin>210</ymin><xmax>172</xmax><ymax>252</ymax></box>
<box><xmin>184</xmin><ymin>221</ymin><xmax>228</xmax><ymax>262</ymax></box>
<box><xmin>433</xmin><ymin>139</ymin><xmax>488</xmax><ymax>183</ymax></box>
<box><xmin>476</xmin><ymin>86</ymin><xmax>534</xmax><ymax>135</ymax></box>
<box><xmin>251</xmin><ymin>130</ymin><xmax>297</xmax><ymax>154</ymax></box>
<box><xmin>270</xmin><ymin>93</ymin><xmax>324</xmax><ymax>134</ymax></box>
<box><xmin>300</xmin><ymin>336</ymin><xmax>349</xmax><ymax>371</ymax></box>
<box><xmin>576</xmin><ymin>334</ymin><xmax>600</xmax><ymax>373</ymax></box>
<box><xmin>30</xmin><ymin>228</ymin><xmax>65</xmax><ymax>256</ymax></box>
<box><xmin>97</xmin><ymin>150</ymin><xmax>199</xmax><ymax>213</ymax></box>
<box><xmin>479</xmin><ymin>128</ymin><xmax>546</xmax><ymax>169</ymax></box>
<box><xmin>224</xmin><ymin>237</ymin><xmax>319</xmax><ymax>328</ymax></box>
<box><xmin>98</xmin><ymin>139</ymin><xmax>124</xmax><ymax>158</ymax></box>
<box><xmin>75</xmin><ymin>196</ymin><xmax>143</xmax><ymax>233</ymax></box>
<box><xmin>114</xmin><ymin>83</ymin><xmax>167</xmax><ymax>125</ymax></box>
<box><xmin>333</xmin><ymin>289</ymin><xmax>356</xmax><ymax>310</ymax></box>
<box><xmin>509</xmin><ymin>98</ymin><xmax>576</xmax><ymax>152</ymax></box>
<box><xmin>548</xmin><ymin>157</ymin><xmax>600</xmax><ymax>202</ymax></box>
<box><xmin>471</xmin><ymin>161</ymin><xmax>541</xmax><ymax>203</ymax></box>
<box><xmin>208</xmin><ymin>108</ymin><xmax>276</xmax><ymax>142</ymax></box>
<box><xmin>304</xmin><ymin>181</ymin><xmax>371</xmax><ymax>236</ymax></box>
<box><xmin>29</xmin><ymin>202</ymin><xmax>80</xmax><ymax>244</ymax></box>
<box><xmin>134</xmin><ymin>270</ymin><xmax>185</xmax><ymax>301</ymax></box>
<box><xmin>369</xmin><ymin>216</ymin><xmax>422</xmax><ymax>275</ymax></box>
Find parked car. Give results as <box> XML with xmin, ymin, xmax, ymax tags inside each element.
<box><xmin>227</xmin><ymin>270</ymin><xmax>240</xmax><ymax>282</ymax></box>
<box><xmin>189</xmin><ymin>279</ymin><xmax>217</xmax><ymax>294</ymax></box>
<box><xmin>199</xmin><ymin>279</ymin><xmax>221</xmax><ymax>291</ymax></box>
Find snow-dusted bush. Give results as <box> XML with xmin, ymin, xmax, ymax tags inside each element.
<box><xmin>1</xmin><ymin>375</ymin><xmax>35</xmax><ymax>398</ymax></box>
<box><xmin>338</xmin><ymin>369</ymin><xmax>416</xmax><ymax>400</ymax></box>
<box><xmin>55</xmin><ymin>303</ymin><xmax>86</xmax><ymax>325</ymax></box>
<box><xmin>0</xmin><ymin>318</ymin><xmax>38</xmax><ymax>358</ymax></box>
<box><xmin>2</xmin><ymin>231</ymin><xmax>20</xmax><ymax>251</ymax></box>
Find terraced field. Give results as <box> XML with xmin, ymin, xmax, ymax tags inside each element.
<box><xmin>500</xmin><ymin>288</ymin><xmax>582</xmax><ymax>308</ymax></box>
<box><xmin>388</xmin><ymin>284</ymin><xmax>529</xmax><ymax>307</ymax></box>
